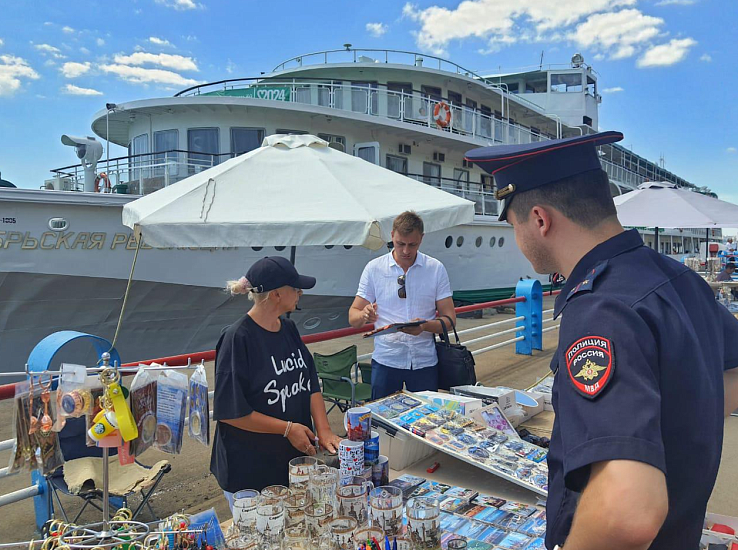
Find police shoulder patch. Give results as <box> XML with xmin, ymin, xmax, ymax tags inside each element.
<box><xmin>564</xmin><ymin>336</ymin><xmax>614</xmax><ymax>399</ymax></box>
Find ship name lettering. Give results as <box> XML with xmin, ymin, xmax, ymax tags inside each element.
<box><xmin>22</xmin><ymin>232</ymin><xmax>38</xmax><ymax>249</ymax></box>
<box><xmin>88</xmin><ymin>233</ymin><xmax>105</xmax><ymax>249</ymax></box>
<box><xmin>55</xmin><ymin>231</ymin><xmax>74</xmax><ymax>249</ymax></box>
<box><xmin>4</xmin><ymin>231</ymin><xmax>23</xmax><ymax>249</ymax></box>
<box><xmin>40</xmin><ymin>232</ymin><xmax>56</xmax><ymax>249</ymax></box>
<box><xmin>111</xmin><ymin>233</ymin><xmax>129</xmax><ymax>250</ymax></box>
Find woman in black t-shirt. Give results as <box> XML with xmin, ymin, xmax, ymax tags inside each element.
<box><xmin>210</xmin><ymin>257</ymin><xmax>342</xmax><ymax>503</ymax></box>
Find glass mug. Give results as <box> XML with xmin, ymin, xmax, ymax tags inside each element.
<box><xmin>369</xmin><ymin>486</ymin><xmax>403</xmax><ymax>537</ymax></box>
<box><xmin>446</xmin><ymin>539</ymin><xmax>468</xmax><ymax>550</ymax></box>
<box><xmin>328</xmin><ymin>516</ymin><xmax>358</xmax><ymax>550</ymax></box>
<box><xmin>281</xmin><ymin>525</ymin><xmax>310</xmax><ymax>550</ymax></box>
<box><xmin>261</xmin><ymin>484</ymin><xmax>290</xmax><ymax>501</ymax></box>
<box><xmin>231</xmin><ymin>489</ymin><xmax>260</xmax><ymax>544</ymax></box>
<box><xmin>406</xmin><ymin>496</ymin><xmax>441</xmax><ymax>550</ymax></box>
<box><xmin>284</xmin><ymin>491</ymin><xmax>312</xmax><ymax>529</ymax></box>
<box><xmin>335</xmin><ymin>479</ymin><xmax>372</xmax><ymax>526</ymax></box>
<box><xmin>305</xmin><ymin>502</ymin><xmax>334</xmax><ymax>540</ymax></box>
<box><xmin>256</xmin><ymin>497</ymin><xmax>285</xmax><ymax>550</ymax></box>
<box><xmin>309</xmin><ymin>465</ymin><xmax>340</xmax><ymax>508</ymax></box>
<box><xmin>354</xmin><ymin>526</ymin><xmax>385</xmax><ymax>548</ymax></box>
<box><xmin>289</xmin><ymin>456</ymin><xmax>320</xmax><ymax>493</ymax></box>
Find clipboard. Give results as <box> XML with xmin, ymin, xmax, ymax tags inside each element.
<box><xmin>362</xmin><ymin>320</ymin><xmax>426</xmax><ymax>338</ymax></box>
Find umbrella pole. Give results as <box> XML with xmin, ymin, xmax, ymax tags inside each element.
<box><xmin>706</xmin><ymin>228</ymin><xmax>709</xmax><ymax>263</ymax></box>
<box><xmin>655</xmin><ymin>227</ymin><xmax>659</xmax><ymax>254</ymax></box>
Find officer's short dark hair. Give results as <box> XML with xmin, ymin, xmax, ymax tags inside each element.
<box><xmin>507</xmin><ymin>169</ymin><xmax>617</xmax><ymax>229</ymax></box>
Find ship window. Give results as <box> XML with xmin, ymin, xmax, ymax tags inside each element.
<box><xmin>445</xmin><ymin>236</ymin><xmax>453</xmax><ymax>248</ymax></box>
<box><xmin>586</xmin><ymin>75</ymin><xmax>596</xmax><ymax>96</ymax></box>
<box><xmin>386</xmin><ymin>155</ymin><xmax>408</xmax><ymax>175</ymax></box>
<box><xmin>448</xmin><ymin>91</ymin><xmax>462</xmax><ymax>107</ymax></box>
<box><xmin>421</xmin><ymin>85</ymin><xmax>442</xmax><ymax>100</ymax></box>
<box><xmin>456</xmin><ymin>236</ymin><xmax>464</xmax><ymax>247</ymax></box>
<box><xmin>551</xmin><ymin>73</ymin><xmax>582</xmax><ymax>93</ymax></box>
<box><xmin>423</xmin><ymin>162</ymin><xmax>441</xmax><ymax>186</ymax></box>
<box><xmin>187</xmin><ymin>128</ymin><xmax>220</xmax><ymax>174</ymax></box>
<box><xmin>231</xmin><ymin>127</ymin><xmax>265</xmax><ymax>156</ymax></box>
<box><xmin>354</xmin><ymin>142</ymin><xmax>379</xmax><ymax>164</ymax></box>
<box><xmin>499</xmin><ymin>237</ymin><xmax>505</xmax><ymax>247</ymax></box>
<box><xmin>154</xmin><ymin>130</ymin><xmax>178</xmax><ymax>177</ymax></box>
<box><xmin>128</xmin><ymin>133</ymin><xmax>150</xmax><ymax>181</ymax></box>
<box><xmin>351</xmin><ymin>82</ymin><xmax>378</xmax><ymax>115</ymax></box>
<box><xmin>317</xmin><ymin>134</ymin><xmax>346</xmax><ymax>152</ymax></box>
<box><xmin>475</xmin><ymin>236</ymin><xmax>483</xmax><ymax>248</ymax></box>
<box><xmin>276</xmin><ymin>129</ymin><xmax>307</xmax><ymax>135</ymax></box>
<box><xmin>489</xmin><ymin>237</ymin><xmax>496</xmax><ymax>248</ymax></box>
<box><xmin>387</xmin><ymin>82</ymin><xmax>412</xmax><ymax>118</ymax></box>
<box><xmin>506</xmin><ymin>82</ymin><xmax>519</xmax><ymax>94</ymax></box>
<box><xmin>48</xmin><ymin>218</ymin><xmax>68</xmax><ymax>232</ymax></box>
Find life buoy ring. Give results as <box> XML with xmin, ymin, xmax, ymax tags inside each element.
<box><xmin>95</xmin><ymin>172</ymin><xmax>111</xmax><ymax>193</ymax></box>
<box><xmin>433</xmin><ymin>102</ymin><xmax>452</xmax><ymax>128</ymax></box>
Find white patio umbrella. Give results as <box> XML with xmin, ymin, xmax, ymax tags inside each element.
<box><xmin>122</xmin><ymin>134</ymin><xmax>474</xmax><ymax>250</ymax></box>
<box><xmin>614</xmin><ymin>182</ymin><xmax>738</xmax><ymax>257</ymax></box>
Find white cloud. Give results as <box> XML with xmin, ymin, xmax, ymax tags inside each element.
<box><xmin>99</xmin><ymin>63</ymin><xmax>199</xmax><ymax>86</ymax></box>
<box><xmin>0</xmin><ymin>54</ymin><xmax>40</xmax><ymax>96</ymax></box>
<box><xmin>63</xmin><ymin>83</ymin><xmax>103</xmax><ymax>96</ymax></box>
<box><xmin>226</xmin><ymin>59</ymin><xmax>237</xmax><ymax>74</ymax></box>
<box><xmin>62</xmin><ymin>26</ymin><xmax>75</xmax><ymax>34</ymax></box>
<box><xmin>113</xmin><ymin>51</ymin><xmax>198</xmax><ymax>71</ymax></box>
<box><xmin>656</xmin><ymin>0</ymin><xmax>695</xmax><ymax>5</ymax></box>
<box><xmin>79</xmin><ymin>47</ymin><xmax>91</xmax><ymax>55</ymax></box>
<box><xmin>366</xmin><ymin>23</ymin><xmax>388</xmax><ymax>37</ymax></box>
<box><xmin>97</xmin><ymin>38</ymin><xmax>105</xmax><ymax>46</ymax></box>
<box><xmin>44</xmin><ymin>59</ymin><xmax>57</xmax><ymax>67</ymax></box>
<box><xmin>570</xmin><ymin>9</ymin><xmax>663</xmax><ymax>60</ymax></box>
<box><xmin>727</xmin><ymin>147</ymin><xmax>738</xmax><ymax>154</ymax></box>
<box><xmin>700</xmin><ymin>53</ymin><xmax>712</xmax><ymax>62</ymax></box>
<box><xmin>603</xmin><ymin>86</ymin><xmax>624</xmax><ymax>93</ymax></box>
<box><xmin>637</xmin><ymin>37</ymin><xmax>697</xmax><ymax>67</ymax></box>
<box><xmin>149</xmin><ymin>36</ymin><xmax>172</xmax><ymax>47</ymax></box>
<box><xmin>402</xmin><ymin>0</ymin><xmax>637</xmax><ymax>56</ymax></box>
<box><xmin>61</xmin><ymin>61</ymin><xmax>91</xmax><ymax>78</ymax></box>
<box><xmin>155</xmin><ymin>0</ymin><xmax>201</xmax><ymax>10</ymax></box>
<box><xmin>34</xmin><ymin>43</ymin><xmax>66</xmax><ymax>59</ymax></box>
<box><xmin>43</xmin><ymin>22</ymin><xmax>53</xmax><ymax>27</ymax></box>
<box><xmin>0</xmin><ymin>39</ymin><xmax>4</xmax><ymax>47</ymax></box>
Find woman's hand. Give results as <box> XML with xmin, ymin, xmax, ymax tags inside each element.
<box><xmin>287</xmin><ymin>423</ymin><xmax>317</xmax><ymax>456</ymax></box>
<box><xmin>317</xmin><ymin>430</ymin><xmax>342</xmax><ymax>454</ymax></box>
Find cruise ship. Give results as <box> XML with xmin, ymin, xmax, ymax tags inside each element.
<box><xmin>0</xmin><ymin>47</ymin><xmax>713</xmax><ymax>378</ymax></box>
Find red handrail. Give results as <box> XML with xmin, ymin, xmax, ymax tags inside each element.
<box><xmin>0</xmin><ymin>290</ymin><xmax>562</xmax><ymax>401</ymax></box>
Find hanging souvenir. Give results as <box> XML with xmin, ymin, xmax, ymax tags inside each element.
<box><xmin>55</xmin><ymin>364</ymin><xmax>92</xmax><ymax>431</ymax></box>
<box><xmin>155</xmin><ymin>370</ymin><xmax>188</xmax><ymax>454</ymax></box>
<box><xmin>129</xmin><ymin>366</ymin><xmax>158</xmax><ymax>456</ymax></box>
<box><xmin>188</xmin><ymin>362</ymin><xmax>210</xmax><ymax>446</ymax></box>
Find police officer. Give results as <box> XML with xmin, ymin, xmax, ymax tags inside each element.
<box><xmin>466</xmin><ymin>131</ymin><xmax>738</xmax><ymax>550</ymax></box>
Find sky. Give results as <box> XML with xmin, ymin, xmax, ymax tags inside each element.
<box><xmin>0</xmin><ymin>0</ymin><xmax>736</xmax><ymax>209</ymax></box>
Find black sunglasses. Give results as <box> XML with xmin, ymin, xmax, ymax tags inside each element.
<box><xmin>397</xmin><ymin>275</ymin><xmax>406</xmax><ymax>299</ymax></box>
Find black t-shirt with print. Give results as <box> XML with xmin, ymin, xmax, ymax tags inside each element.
<box><xmin>209</xmin><ymin>314</ymin><xmax>319</xmax><ymax>492</ymax></box>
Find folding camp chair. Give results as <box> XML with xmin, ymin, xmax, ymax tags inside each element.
<box><xmin>313</xmin><ymin>345</ymin><xmax>372</xmax><ymax>414</ymax></box>
<box><xmin>46</xmin><ymin>417</ymin><xmax>171</xmax><ymax>523</ymax></box>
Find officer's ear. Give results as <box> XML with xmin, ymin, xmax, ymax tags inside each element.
<box><xmin>529</xmin><ymin>205</ymin><xmax>554</xmax><ymax>237</ymax></box>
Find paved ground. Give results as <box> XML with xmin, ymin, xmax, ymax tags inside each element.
<box><xmin>1</xmin><ymin>295</ymin><xmax>737</xmax><ymax>543</ymax></box>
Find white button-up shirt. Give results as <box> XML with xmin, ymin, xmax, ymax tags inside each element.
<box><xmin>357</xmin><ymin>251</ymin><xmax>452</xmax><ymax>369</ymax></box>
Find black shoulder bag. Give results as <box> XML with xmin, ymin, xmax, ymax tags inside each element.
<box><xmin>435</xmin><ymin>315</ymin><xmax>477</xmax><ymax>390</ymax></box>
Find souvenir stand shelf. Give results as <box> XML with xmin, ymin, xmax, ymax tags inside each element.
<box><xmin>366</xmin><ymin>391</ymin><xmax>549</xmax><ymax>498</ymax></box>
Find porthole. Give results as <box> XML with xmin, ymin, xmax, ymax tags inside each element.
<box><xmin>475</xmin><ymin>236</ymin><xmax>482</xmax><ymax>248</ymax></box>
<box><xmin>489</xmin><ymin>237</ymin><xmax>496</xmax><ymax>247</ymax></box>
<box><xmin>445</xmin><ymin>236</ymin><xmax>453</xmax><ymax>248</ymax></box>
<box><xmin>343</xmin><ymin>245</ymin><xmax>353</xmax><ymax>250</ymax></box>
<box><xmin>275</xmin><ymin>246</ymin><xmax>286</xmax><ymax>251</ymax></box>
<box><xmin>325</xmin><ymin>245</ymin><xmax>334</xmax><ymax>249</ymax></box>
<box><xmin>252</xmin><ymin>246</ymin><xmax>263</xmax><ymax>251</ymax></box>
<box><xmin>48</xmin><ymin>217</ymin><xmax>68</xmax><ymax>232</ymax></box>
<box><xmin>303</xmin><ymin>317</ymin><xmax>322</xmax><ymax>330</ymax></box>
<box><xmin>499</xmin><ymin>237</ymin><xmax>505</xmax><ymax>247</ymax></box>
<box><xmin>327</xmin><ymin>312</ymin><xmax>341</xmax><ymax>321</ymax></box>
<box><xmin>456</xmin><ymin>236</ymin><xmax>464</xmax><ymax>247</ymax></box>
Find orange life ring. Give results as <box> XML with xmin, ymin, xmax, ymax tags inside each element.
<box><xmin>433</xmin><ymin>101</ymin><xmax>452</xmax><ymax>127</ymax></box>
<box><xmin>95</xmin><ymin>172</ymin><xmax>111</xmax><ymax>193</ymax></box>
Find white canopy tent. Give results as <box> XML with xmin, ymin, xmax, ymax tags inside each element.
<box><xmin>614</xmin><ymin>182</ymin><xmax>738</xmax><ymax>257</ymax></box>
<box><xmin>122</xmin><ymin>134</ymin><xmax>474</xmax><ymax>250</ymax></box>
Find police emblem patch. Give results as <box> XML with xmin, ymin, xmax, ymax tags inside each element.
<box><xmin>565</xmin><ymin>336</ymin><xmax>613</xmax><ymax>399</ymax></box>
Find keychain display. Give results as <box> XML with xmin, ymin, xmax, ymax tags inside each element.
<box><xmin>130</xmin><ymin>366</ymin><xmax>158</xmax><ymax>456</ymax></box>
<box><xmin>87</xmin><ymin>366</ymin><xmax>138</xmax><ymax>443</ymax></box>
<box><xmin>55</xmin><ymin>364</ymin><xmax>92</xmax><ymax>429</ymax></box>
<box><xmin>8</xmin><ymin>381</ymin><xmax>35</xmax><ymax>474</ymax></box>
<box><xmin>188</xmin><ymin>362</ymin><xmax>210</xmax><ymax>446</ymax></box>
<box><xmin>155</xmin><ymin>369</ymin><xmax>188</xmax><ymax>454</ymax></box>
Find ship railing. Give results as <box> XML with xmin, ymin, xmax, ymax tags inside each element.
<box><xmin>47</xmin><ymin>150</ymin><xmax>231</xmax><ymax>194</ymax></box>
<box><xmin>600</xmin><ymin>158</ymin><xmax>646</xmax><ymax>191</ymax></box>
<box><xmin>404</xmin><ymin>173</ymin><xmax>498</xmax><ymax>217</ymax></box>
<box><xmin>0</xmin><ymin>281</ymin><xmax>560</xmax><ymax>528</ymax></box>
<box><xmin>176</xmin><ymin>79</ymin><xmax>561</xmax><ymax>141</ymax></box>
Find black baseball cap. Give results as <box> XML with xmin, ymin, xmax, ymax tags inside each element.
<box><xmin>245</xmin><ymin>256</ymin><xmax>316</xmax><ymax>293</ymax></box>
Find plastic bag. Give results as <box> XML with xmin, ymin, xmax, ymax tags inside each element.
<box><xmin>188</xmin><ymin>362</ymin><xmax>210</xmax><ymax>446</ymax></box>
<box><xmin>129</xmin><ymin>365</ymin><xmax>158</xmax><ymax>457</ymax></box>
<box><xmin>154</xmin><ymin>370</ymin><xmax>188</xmax><ymax>454</ymax></box>
<box><xmin>55</xmin><ymin>364</ymin><xmax>93</xmax><ymax>432</ymax></box>
<box><xmin>8</xmin><ymin>381</ymin><xmax>35</xmax><ymax>474</ymax></box>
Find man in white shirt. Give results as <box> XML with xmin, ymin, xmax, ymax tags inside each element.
<box><xmin>349</xmin><ymin>211</ymin><xmax>457</xmax><ymax>399</ymax></box>
<box><xmin>727</xmin><ymin>237</ymin><xmax>737</xmax><ymax>255</ymax></box>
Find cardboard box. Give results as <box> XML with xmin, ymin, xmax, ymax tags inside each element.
<box><xmin>374</xmin><ymin>421</ymin><xmax>436</xmax><ymax>471</ymax></box>
<box><xmin>450</xmin><ymin>385</ymin><xmax>516</xmax><ymax>411</ymax></box>
<box><xmin>519</xmin><ymin>390</ymin><xmax>545</xmax><ymax>420</ymax></box>
<box><xmin>415</xmin><ymin>391</ymin><xmax>483</xmax><ymax>416</ymax></box>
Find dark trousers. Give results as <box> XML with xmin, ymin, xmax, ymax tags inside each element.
<box><xmin>370</xmin><ymin>359</ymin><xmax>438</xmax><ymax>400</ymax></box>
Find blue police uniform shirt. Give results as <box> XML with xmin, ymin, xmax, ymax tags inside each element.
<box><xmin>547</xmin><ymin>229</ymin><xmax>738</xmax><ymax>549</ymax></box>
